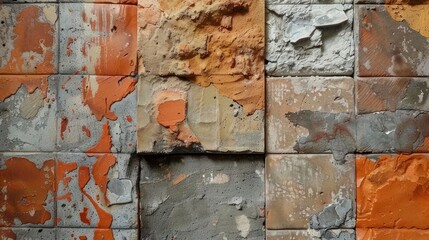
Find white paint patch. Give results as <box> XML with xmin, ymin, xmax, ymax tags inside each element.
<box><xmin>235</xmin><ymin>215</ymin><xmax>250</xmax><ymax>238</ymax></box>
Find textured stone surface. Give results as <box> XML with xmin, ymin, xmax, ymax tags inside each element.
<box><xmin>357</xmin><ymin>5</ymin><xmax>429</xmax><ymax>76</ymax></box>
<box><xmin>266</xmin><ymin>154</ymin><xmax>356</xmax><ymax>230</ymax></box>
<box><xmin>57</xmin><ymin>75</ymin><xmax>137</xmax><ymax>153</ymax></box>
<box><xmin>0</xmin><ymin>75</ymin><xmax>57</xmax><ymax>152</ymax></box>
<box><xmin>56</xmin><ymin>153</ymin><xmax>138</xmax><ymax>228</ymax></box>
<box><xmin>137</xmin><ymin>75</ymin><xmax>264</xmax><ymax>153</ymax></box>
<box><xmin>357</xmin><ymin>228</ymin><xmax>429</xmax><ymax>240</ymax></box>
<box><xmin>140</xmin><ymin>155</ymin><xmax>265</xmax><ymax>239</ymax></box>
<box><xmin>266</xmin><ymin>4</ymin><xmax>354</xmax><ymax>76</ymax></box>
<box><xmin>357</xmin><ymin>77</ymin><xmax>429</xmax><ymax>114</ymax></box>
<box><xmin>0</xmin><ymin>228</ymin><xmax>56</xmax><ymax>239</ymax></box>
<box><xmin>267</xmin><ymin>77</ymin><xmax>355</xmax><ymax>161</ymax></box>
<box><xmin>57</xmin><ymin>228</ymin><xmax>138</xmax><ymax>240</ymax></box>
<box><xmin>0</xmin><ymin>4</ymin><xmax>58</xmax><ymax>74</ymax></box>
<box><xmin>267</xmin><ymin>229</ymin><xmax>356</xmax><ymax>240</ymax></box>
<box><xmin>59</xmin><ymin>3</ymin><xmax>137</xmax><ymax>75</ymax></box>
<box><xmin>0</xmin><ymin>153</ymin><xmax>55</xmax><ymax>227</ymax></box>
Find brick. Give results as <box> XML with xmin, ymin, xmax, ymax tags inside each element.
<box><xmin>138</xmin><ymin>0</ymin><xmax>264</xmax><ymax>77</ymax></box>
<box><xmin>57</xmin><ymin>75</ymin><xmax>137</xmax><ymax>153</ymax></box>
<box><xmin>266</xmin><ymin>4</ymin><xmax>354</xmax><ymax>76</ymax></box>
<box><xmin>0</xmin><ymin>153</ymin><xmax>55</xmax><ymax>227</ymax></box>
<box><xmin>0</xmin><ymin>4</ymin><xmax>58</xmax><ymax>74</ymax></box>
<box><xmin>140</xmin><ymin>155</ymin><xmax>265</xmax><ymax>239</ymax></box>
<box><xmin>0</xmin><ymin>228</ymin><xmax>56</xmax><ymax>239</ymax></box>
<box><xmin>357</xmin><ymin>154</ymin><xmax>429</xmax><ymax>229</ymax></box>
<box><xmin>357</xmin><ymin>5</ymin><xmax>429</xmax><ymax>77</ymax></box>
<box><xmin>0</xmin><ymin>75</ymin><xmax>57</xmax><ymax>152</ymax></box>
<box><xmin>56</xmin><ymin>153</ymin><xmax>138</xmax><ymax>228</ymax></box>
<box><xmin>266</xmin><ymin>77</ymin><xmax>355</xmax><ymax>161</ymax></box>
<box><xmin>57</xmin><ymin>228</ymin><xmax>138</xmax><ymax>240</ymax></box>
<box><xmin>357</xmin><ymin>228</ymin><xmax>429</xmax><ymax>240</ymax></box>
<box><xmin>266</xmin><ymin>154</ymin><xmax>356</xmax><ymax>230</ymax></box>
<box><xmin>137</xmin><ymin>75</ymin><xmax>264</xmax><ymax>153</ymax></box>
<box><xmin>357</xmin><ymin>77</ymin><xmax>429</xmax><ymax>114</ymax></box>
<box><xmin>59</xmin><ymin>3</ymin><xmax>137</xmax><ymax>75</ymax></box>
<box><xmin>267</xmin><ymin>230</ymin><xmax>356</xmax><ymax>240</ymax></box>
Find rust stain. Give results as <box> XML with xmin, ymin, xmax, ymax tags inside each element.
<box><xmin>386</xmin><ymin>1</ymin><xmax>429</xmax><ymax>38</ymax></box>
<box><xmin>82</xmin><ymin>125</ymin><xmax>92</xmax><ymax>137</ymax></box>
<box><xmin>126</xmin><ymin>115</ymin><xmax>133</xmax><ymax>123</ymax></box>
<box><xmin>81</xmin><ymin>76</ymin><xmax>137</xmax><ymax>121</ymax></box>
<box><xmin>0</xmin><ymin>157</ymin><xmax>54</xmax><ymax>226</ymax></box>
<box><xmin>157</xmin><ymin>100</ymin><xmax>186</xmax><ymax>132</ymax></box>
<box><xmin>86</xmin><ymin>122</ymin><xmax>112</xmax><ymax>153</ymax></box>
<box><xmin>0</xmin><ymin>6</ymin><xmax>55</xmax><ymax>73</ymax></box>
<box><xmin>357</xmin><ymin>154</ymin><xmax>429</xmax><ymax>229</ymax></box>
<box><xmin>60</xmin><ymin>117</ymin><xmax>69</xmax><ymax>141</ymax></box>
<box><xmin>0</xmin><ymin>75</ymin><xmax>48</xmax><ymax>101</ymax></box>
<box><xmin>79</xmin><ymin>207</ymin><xmax>91</xmax><ymax>225</ymax></box>
<box><xmin>66</xmin><ymin>38</ymin><xmax>74</xmax><ymax>57</ymax></box>
<box><xmin>172</xmin><ymin>174</ymin><xmax>187</xmax><ymax>185</ymax></box>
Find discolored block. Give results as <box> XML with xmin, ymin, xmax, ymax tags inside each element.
<box><xmin>138</xmin><ymin>0</ymin><xmax>264</xmax><ymax>77</ymax></box>
<box><xmin>357</xmin><ymin>77</ymin><xmax>429</xmax><ymax>114</ymax></box>
<box><xmin>57</xmin><ymin>75</ymin><xmax>137</xmax><ymax>153</ymax></box>
<box><xmin>357</xmin><ymin>5</ymin><xmax>429</xmax><ymax>77</ymax></box>
<box><xmin>57</xmin><ymin>228</ymin><xmax>138</xmax><ymax>240</ymax></box>
<box><xmin>266</xmin><ymin>77</ymin><xmax>355</xmax><ymax>161</ymax></box>
<box><xmin>357</xmin><ymin>228</ymin><xmax>429</xmax><ymax>240</ymax></box>
<box><xmin>267</xmin><ymin>230</ymin><xmax>356</xmax><ymax>240</ymax></box>
<box><xmin>266</xmin><ymin>4</ymin><xmax>354</xmax><ymax>76</ymax></box>
<box><xmin>0</xmin><ymin>4</ymin><xmax>58</xmax><ymax>74</ymax></box>
<box><xmin>356</xmin><ymin>111</ymin><xmax>429</xmax><ymax>153</ymax></box>
<box><xmin>0</xmin><ymin>228</ymin><xmax>56</xmax><ymax>239</ymax></box>
<box><xmin>357</xmin><ymin>154</ymin><xmax>429</xmax><ymax>229</ymax></box>
<box><xmin>139</xmin><ymin>155</ymin><xmax>265</xmax><ymax>239</ymax></box>
<box><xmin>0</xmin><ymin>75</ymin><xmax>57</xmax><ymax>152</ymax></box>
<box><xmin>266</xmin><ymin>154</ymin><xmax>356</xmax><ymax>230</ymax></box>
<box><xmin>59</xmin><ymin>3</ymin><xmax>137</xmax><ymax>75</ymax></box>
<box><xmin>137</xmin><ymin>75</ymin><xmax>264</xmax><ymax>153</ymax></box>
<box><xmin>0</xmin><ymin>153</ymin><xmax>56</xmax><ymax>227</ymax></box>
<box><xmin>56</xmin><ymin>153</ymin><xmax>138</xmax><ymax>228</ymax></box>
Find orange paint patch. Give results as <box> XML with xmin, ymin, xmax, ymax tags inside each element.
<box><xmin>0</xmin><ymin>228</ymin><xmax>17</xmax><ymax>239</ymax></box>
<box><xmin>79</xmin><ymin>207</ymin><xmax>91</xmax><ymax>225</ymax></box>
<box><xmin>91</xmin><ymin>154</ymin><xmax>116</xmax><ymax>205</ymax></box>
<box><xmin>126</xmin><ymin>115</ymin><xmax>133</xmax><ymax>123</ymax></box>
<box><xmin>86</xmin><ymin>122</ymin><xmax>112</xmax><ymax>153</ymax></box>
<box><xmin>60</xmin><ymin>117</ymin><xmax>69</xmax><ymax>140</ymax></box>
<box><xmin>386</xmin><ymin>2</ymin><xmax>429</xmax><ymax>38</ymax></box>
<box><xmin>357</xmin><ymin>228</ymin><xmax>429</xmax><ymax>240</ymax></box>
<box><xmin>357</xmin><ymin>154</ymin><xmax>429</xmax><ymax>229</ymax></box>
<box><xmin>94</xmin><ymin>229</ymin><xmax>114</xmax><ymax>240</ymax></box>
<box><xmin>82</xmin><ymin>125</ymin><xmax>91</xmax><ymax>137</ymax></box>
<box><xmin>0</xmin><ymin>157</ymin><xmax>54</xmax><ymax>226</ymax></box>
<box><xmin>81</xmin><ymin>76</ymin><xmax>137</xmax><ymax>121</ymax></box>
<box><xmin>0</xmin><ymin>75</ymin><xmax>49</xmax><ymax>101</ymax></box>
<box><xmin>172</xmin><ymin>174</ymin><xmax>187</xmax><ymax>185</ymax></box>
<box><xmin>157</xmin><ymin>100</ymin><xmax>186</xmax><ymax>131</ymax></box>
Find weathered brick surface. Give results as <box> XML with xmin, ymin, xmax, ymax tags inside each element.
<box><xmin>266</xmin><ymin>4</ymin><xmax>354</xmax><ymax>76</ymax></box>
<box><xmin>266</xmin><ymin>154</ymin><xmax>356</xmax><ymax>230</ymax></box>
<box><xmin>267</xmin><ymin>229</ymin><xmax>356</xmax><ymax>240</ymax></box>
<box><xmin>140</xmin><ymin>155</ymin><xmax>265</xmax><ymax>239</ymax></box>
<box><xmin>0</xmin><ymin>4</ymin><xmax>58</xmax><ymax>74</ymax></box>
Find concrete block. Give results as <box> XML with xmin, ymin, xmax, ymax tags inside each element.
<box><xmin>57</xmin><ymin>228</ymin><xmax>138</xmax><ymax>240</ymax></box>
<box><xmin>266</xmin><ymin>154</ymin><xmax>356</xmax><ymax>230</ymax></box>
<box><xmin>57</xmin><ymin>75</ymin><xmax>137</xmax><ymax>153</ymax></box>
<box><xmin>59</xmin><ymin>3</ymin><xmax>137</xmax><ymax>75</ymax></box>
<box><xmin>137</xmin><ymin>75</ymin><xmax>264</xmax><ymax>153</ymax></box>
<box><xmin>357</xmin><ymin>77</ymin><xmax>429</xmax><ymax>114</ymax></box>
<box><xmin>357</xmin><ymin>154</ymin><xmax>429</xmax><ymax>229</ymax></box>
<box><xmin>138</xmin><ymin>0</ymin><xmax>264</xmax><ymax>77</ymax></box>
<box><xmin>0</xmin><ymin>75</ymin><xmax>57</xmax><ymax>152</ymax></box>
<box><xmin>56</xmin><ymin>153</ymin><xmax>138</xmax><ymax>228</ymax></box>
<box><xmin>0</xmin><ymin>228</ymin><xmax>56</xmax><ymax>239</ymax></box>
<box><xmin>357</xmin><ymin>5</ymin><xmax>429</xmax><ymax>76</ymax></box>
<box><xmin>140</xmin><ymin>155</ymin><xmax>265</xmax><ymax>239</ymax></box>
<box><xmin>0</xmin><ymin>153</ymin><xmax>55</xmax><ymax>227</ymax></box>
<box><xmin>0</xmin><ymin>4</ymin><xmax>58</xmax><ymax>74</ymax></box>
<box><xmin>266</xmin><ymin>4</ymin><xmax>354</xmax><ymax>76</ymax></box>
<box><xmin>357</xmin><ymin>228</ymin><xmax>429</xmax><ymax>240</ymax></box>
<box><xmin>266</xmin><ymin>77</ymin><xmax>355</xmax><ymax>161</ymax></box>
<box><xmin>267</xmin><ymin>229</ymin><xmax>356</xmax><ymax>240</ymax></box>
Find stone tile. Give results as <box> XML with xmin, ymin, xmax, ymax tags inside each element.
<box><xmin>140</xmin><ymin>155</ymin><xmax>265</xmax><ymax>239</ymax></box>
<box><xmin>266</xmin><ymin>154</ymin><xmax>356</xmax><ymax>230</ymax></box>
<box><xmin>266</xmin><ymin>4</ymin><xmax>354</xmax><ymax>76</ymax></box>
<box><xmin>57</xmin><ymin>75</ymin><xmax>137</xmax><ymax>153</ymax></box>
<box><xmin>266</xmin><ymin>77</ymin><xmax>355</xmax><ymax>161</ymax></box>
<box><xmin>267</xmin><ymin>229</ymin><xmax>356</xmax><ymax>240</ymax></box>
<box><xmin>138</xmin><ymin>0</ymin><xmax>264</xmax><ymax>77</ymax></box>
<box><xmin>357</xmin><ymin>154</ymin><xmax>429</xmax><ymax>229</ymax></box>
<box><xmin>0</xmin><ymin>153</ymin><xmax>56</xmax><ymax>227</ymax></box>
<box><xmin>56</xmin><ymin>153</ymin><xmax>138</xmax><ymax>228</ymax></box>
<box><xmin>356</xmin><ymin>111</ymin><xmax>429</xmax><ymax>153</ymax></box>
<box><xmin>357</xmin><ymin>5</ymin><xmax>429</xmax><ymax>77</ymax></box>
<box><xmin>0</xmin><ymin>228</ymin><xmax>56</xmax><ymax>239</ymax></box>
<box><xmin>0</xmin><ymin>4</ymin><xmax>58</xmax><ymax>74</ymax></box>
<box><xmin>59</xmin><ymin>3</ymin><xmax>137</xmax><ymax>75</ymax></box>
<box><xmin>57</xmin><ymin>228</ymin><xmax>138</xmax><ymax>240</ymax></box>
<box><xmin>357</xmin><ymin>77</ymin><xmax>429</xmax><ymax>114</ymax></box>
<box><xmin>357</xmin><ymin>228</ymin><xmax>429</xmax><ymax>240</ymax></box>
<box><xmin>137</xmin><ymin>75</ymin><xmax>264</xmax><ymax>153</ymax></box>
<box><xmin>0</xmin><ymin>75</ymin><xmax>57</xmax><ymax>152</ymax></box>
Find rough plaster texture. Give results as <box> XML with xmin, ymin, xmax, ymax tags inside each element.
<box><xmin>266</xmin><ymin>4</ymin><xmax>354</xmax><ymax>76</ymax></box>
<box><xmin>140</xmin><ymin>155</ymin><xmax>265</xmax><ymax>239</ymax></box>
<box><xmin>267</xmin><ymin>229</ymin><xmax>356</xmax><ymax>240</ymax></box>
